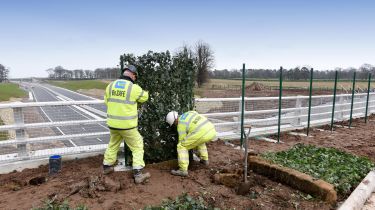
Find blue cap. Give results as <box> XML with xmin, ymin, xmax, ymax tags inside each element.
<box><xmin>124</xmin><ymin>65</ymin><xmax>137</xmax><ymax>75</ymax></box>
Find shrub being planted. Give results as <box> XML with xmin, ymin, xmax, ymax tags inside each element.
<box><xmin>262</xmin><ymin>143</ymin><xmax>375</xmax><ymax>195</ymax></box>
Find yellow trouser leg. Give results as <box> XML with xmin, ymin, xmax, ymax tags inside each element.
<box><xmin>196</xmin><ymin>143</ymin><xmax>208</xmax><ymax>161</ymax></box>
<box><xmin>103</xmin><ymin>129</ymin><xmax>123</xmax><ymax>166</ymax></box>
<box><xmin>177</xmin><ymin>143</ymin><xmax>189</xmax><ymax>171</ymax></box>
<box><xmin>121</xmin><ymin>129</ymin><xmax>145</xmax><ymax>170</ymax></box>
<box><xmin>178</xmin><ymin>128</ymin><xmax>217</xmax><ymax>170</ymax></box>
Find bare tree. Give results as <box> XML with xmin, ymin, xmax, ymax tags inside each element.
<box><xmin>46</xmin><ymin>68</ymin><xmax>55</xmax><ymax>79</ymax></box>
<box><xmin>84</xmin><ymin>70</ymin><xmax>95</xmax><ymax>79</ymax></box>
<box><xmin>359</xmin><ymin>64</ymin><xmax>375</xmax><ymax>79</ymax></box>
<box><xmin>194</xmin><ymin>41</ymin><xmax>214</xmax><ymax>87</ymax></box>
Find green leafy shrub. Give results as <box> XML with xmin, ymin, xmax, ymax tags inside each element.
<box><xmin>120</xmin><ymin>49</ymin><xmax>196</xmax><ymax>163</ymax></box>
<box><xmin>262</xmin><ymin>143</ymin><xmax>375</xmax><ymax>195</ymax></box>
<box><xmin>144</xmin><ymin>193</ymin><xmax>211</xmax><ymax>210</ymax></box>
<box><xmin>32</xmin><ymin>199</ymin><xmax>88</xmax><ymax>210</ymax></box>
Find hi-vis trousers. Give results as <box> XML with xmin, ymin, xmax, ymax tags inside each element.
<box><xmin>103</xmin><ymin>128</ymin><xmax>145</xmax><ymax>170</ymax></box>
<box><xmin>177</xmin><ymin>130</ymin><xmax>216</xmax><ymax>171</ymax></box>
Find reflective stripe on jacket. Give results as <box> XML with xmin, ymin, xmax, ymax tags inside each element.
<box><xmin>177</xmin><ymin>111</ymin><xmax>216</xmax><ymax>143</ymax></box>
<box><xmin>104</xmin><ymin>79</ymin><xmax>148</xmax><ymax>129</ymax></box>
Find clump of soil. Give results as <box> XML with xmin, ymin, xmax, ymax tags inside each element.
<box><xmin>246</xmin><ymin>82</ymin><xmax>271</xmax><ymax>91</ymax></box>
<box><xmin>67</xmin><ymin>175</ymin><xmax>120</xmax><ymax>198</ymax></box>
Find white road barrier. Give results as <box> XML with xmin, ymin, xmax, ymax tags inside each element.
<box><xmin>0</xmin><ymin>92</ymin><xmax>375</xmax><ymax>166</ymax></box>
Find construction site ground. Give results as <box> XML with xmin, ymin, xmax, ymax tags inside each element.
<box><xmin>1</xmin><ymin>114</ymin><xmax>375</xmax><ymax>209</ymax></box>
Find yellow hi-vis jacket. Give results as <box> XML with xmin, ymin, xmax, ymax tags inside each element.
<box><xmin>104</xmin><ymin>78</ymin><xmax>148</xmax><ymax>129</ymax></box>
<box><xmin>177</xmin><ymin>111</ymin><xmax>216</xmax><ymax>143</ymax></box>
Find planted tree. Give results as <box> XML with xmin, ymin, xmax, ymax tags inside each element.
<box><xmin>120</xmin><ymin>49</ymin><xmax>197</xmax><ymax>162</ymax></box>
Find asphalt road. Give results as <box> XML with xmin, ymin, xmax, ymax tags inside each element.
<box><xmin>29</xmin><ymin>83</ymin><xmax>110</xmax><ymax>147</ymax></box>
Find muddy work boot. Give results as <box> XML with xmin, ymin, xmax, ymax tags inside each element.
<box><xmin>200</xmin><ymin>159</ymin><xmax>209</xmax><ymax>166</ymax></box>
<box><xmin>171</xmin><ymin>169</ymin><xmax>188</xmax><ymax>177</ymax></box>
<box><xmin>133</xmin><ymin>169</ymin><xmax>151</xmax><ymax>184</ymax></box>
<box><xmin>102</xmin><ymin>165</ymin><xmax>114</xmax><ymax>175</ymax></box>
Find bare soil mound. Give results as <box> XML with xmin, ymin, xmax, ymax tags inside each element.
<box><xmin>246</xmin><ymin>82</ymin><xmax>271</xmax><ymax>91</ymax></box>
<box><xmin>0</xmin><ymin>141</ymin><xmax>332</xmax><ymax>210</ymax></box>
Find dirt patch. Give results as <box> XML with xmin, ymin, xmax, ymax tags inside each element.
<box><xmin>246</xmin><ymin>82</ymin><xmax>271</xmax><ymax>91</ymax></box>
<box><xmin>0</xmin><ymin>98</ymin><xmax>23</xmax><ymax>140</ymax></box>
<box><xmin>77</xmin><ymin>89</ymin><xmax>105</xmax><ymax>99</ymax></box>
<box><xmin>248</xmin><ymin>156</ymin><xmax>337</xmax><ymax>205</ymax></box>
<box><xmin>363</xmin><ymin>193</ymin><xmax>375</xmax><ymax>210</ymax></box>
<box><xmin>65</xmin><ymin>175</ymin><xmax>120</xmax><ymax>199</ymax></box>
<box><xmin>0</xmin><ymin>141</ymin><xmax>331</xmax><ymax>210</ymax></box>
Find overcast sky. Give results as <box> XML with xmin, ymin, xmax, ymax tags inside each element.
<box><xmin>1</xmin><ymin>0</ymin><xmax>374</xmax><ymax>78</ymax></box>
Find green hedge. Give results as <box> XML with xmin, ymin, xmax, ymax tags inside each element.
<box><xmin>120</xmin><ymin>49</ymin><xmax>196</xmax><ymax>162</ymax></box>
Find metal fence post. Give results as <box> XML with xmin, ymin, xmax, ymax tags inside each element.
<box><xmin>307</xmin><ymin>68</ymin><xmax>313</xmax><ymax>136</ymax></box>
<box><xmin>13</xmin><ymin>107</ymin><xmax>28</xmax><ymax>158</ymax></box>
<box><xmin>365</xmin><ymin>73</ymin><xmax>371</xmax><ymax>123</ymax></box>
<box><xmin>331</xmin><ymin>71</ymin><xmax>338</xmax><ymax>131</ymax></box>
<box><xmin>349</xmin><ymin>71</ymin><xmax>356</xmax><ymax>128</ymax></box>
<box><xmin>277</xmin><ymin>66</ymin><xmax>283</xmax><ymax>143</ymax></box>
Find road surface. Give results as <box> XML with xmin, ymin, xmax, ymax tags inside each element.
<box><xmin>28</xmin><ymin>82</ymin><xmax>110</xmax><ymax>147</ymax></box>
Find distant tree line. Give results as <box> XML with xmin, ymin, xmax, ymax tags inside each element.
<box><xmin>0</xmin><ymin>64</ymin><xmax>9</xmax><ymax>82</ymax></box>
<box><xmin>46</xmin><ymin>41</ymin><xmax>216</xmax><ymax>85</ymax></box>
<box><xmin>210</xmin><ymin>64</ymin><xmax>375</xmax><ymax>80</ymax></box>
<box><xmin>46</xmin><ymin>66</ymin><xmax>120</xmax><ymax>80</ymax></box>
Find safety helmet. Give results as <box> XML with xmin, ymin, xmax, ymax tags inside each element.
<box><xmin>166</xmin><ymin>111</ymin><xmax>178</xmax><ymax>126</ymax></box>
<box><xmin>124</xmin><ymin>65</ymin><xmax>137</xmax><ymax>75</ymax></box>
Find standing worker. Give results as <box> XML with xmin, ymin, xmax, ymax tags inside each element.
<box><xmin>103</xmin><ymin>64</ymin><xmax>151</xmax><ymax>184</ymax></box>
<box><xmin>165</xmin><ymin>111</ymin><xmax>217</xmax><ymax>176</ymax></box>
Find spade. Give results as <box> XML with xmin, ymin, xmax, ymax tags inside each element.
<box><xmin>237</xmin><ymin>125</ymin><xmax>252</xmax><ymax>195</ymax></box>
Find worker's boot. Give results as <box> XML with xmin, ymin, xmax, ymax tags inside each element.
<box><xmin>133</xmin><ymin>169</ymin><xmax>151</xmax><ymax>184</ymax></box>
<box><xmin>102</xmin><ymin>165</ymin><xmax>114</xmax><ymax>175</ymax></box>
<box><xmin>200</xmin><ymin>159</ymin><xmax>209</xmax><ymax>166</ymax></box>
<box><xmin>171</xmin><ymin>169</ymin><xmax>188</xmax><ymax>177</ymax></box>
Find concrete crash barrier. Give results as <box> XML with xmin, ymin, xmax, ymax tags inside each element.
<box><xmin>338</xmin><ymin>170</ymin><xmax>375</xmax><ymax>210</ymax></box>
<box><xmin>248</xmin><ymin>155</ymin><xmax>337</xmax><ymax>205</ymax></box>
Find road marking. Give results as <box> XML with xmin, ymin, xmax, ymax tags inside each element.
<box><xmin>48</xmin><ymin>84</ymin><xmax>98</xmax><ymax>100</ymax></box>
<box><xmin>28</xmin><ymin>91</ymin><xmax>34</xmax><ymax>101</ymax></box>
<box><xmin>39</xmin><ymin>85</ymin><xmax>108</xmax><ymax>141</ymax></box>
<box><xmin>31</xmin><ymin>87</ymin><xmax>78</xmax><ymax>147</ymax></box>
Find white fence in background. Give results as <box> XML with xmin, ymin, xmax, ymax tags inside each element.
<box><xmin>1</xmin><ymin>92</ymin><xmax>375</xmax><ymax>165</ymax></box>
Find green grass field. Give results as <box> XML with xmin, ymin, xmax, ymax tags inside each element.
<box><xmin>47</xmin><ymin>78</ymin><xmax>372</xmax><ymax>95</ymax></box>
<box><xmin>0</xmin><ymin>83</ymin><xmax>27</xmax><ymax>102</ymax></box>
<box><xmin>48</xmin><ymin>80</ymin><xmax>109</xmax><ymax>91</ymax></box>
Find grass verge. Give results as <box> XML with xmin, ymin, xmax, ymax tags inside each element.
<box><xmin>0</xmin><ymin>83</ymin><xmax>27</xmax><ymax>101</ymax></box>
<box><xmin>48</xmin><ymin>80</ymin><xmax>108</xmax><ymax>91</ymax></box>
<box><xmin>262</xmin><ymin>144</ymin><xmax>375</xmax><ymax>195</ymax></box>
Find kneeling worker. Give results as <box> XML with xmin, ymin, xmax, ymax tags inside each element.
<box><xmin>103</xmin><ymin>65</ymin><xmax>150</xmax><ymax>184</ymax></box>
<box><xmin>165</xmin><ymin>111</ymin><xmax>217</xmax><ymax>176</ymax></box>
